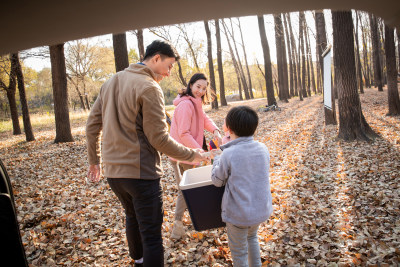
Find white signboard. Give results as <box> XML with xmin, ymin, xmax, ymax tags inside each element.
<box><xmin>323</xmin><ymin>49</ymin><xmax>332</xmax><ymax>110</ymax></box>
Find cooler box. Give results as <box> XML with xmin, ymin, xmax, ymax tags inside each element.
<box><xmin>179</xmin><ymin>165</ymin><xmax>225</xmax><ymax>231</ymax></box>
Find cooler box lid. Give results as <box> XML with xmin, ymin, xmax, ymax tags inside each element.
<box><xmin>179</xmin><ymin>165</ymin><xmax>213</xmax><ymax>190</ymax></box>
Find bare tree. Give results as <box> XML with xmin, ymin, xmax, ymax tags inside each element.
<box><xmin>305</xmin><ymin>22</ymin><xmax>316</xmax><ymax>94</ymax></box>
<box><xmin>11</xmin><ymin>53</ymin><xmax>35</xmax><ymax>141</ymax></box>
<box><xmin>215</xmin><ymin>19</ymin><xmax>227</xmax><ymax>106</ymax></box>
<box><xmin>0</xmin><ymin>55</ymin><xmax>21</xmax><ymax>134</ymax></box>
<box><xmin>287</xmin><ymin>13</ymin><xmax>300</xmax><ymax>97</ymax></box>
<box><xmin>204</xmin><ymin>20</ymin><xmax>218</xmax><ymax>109</ymax></box>
<box><xmin>299</xmin><ymin>11</ymin><xmax>307</xmax><ymax>99</ymax></box>
<box><xmin>237</xmin><ymin>18</ymin><xmax>254</xmax><ymax>98</ymax></box>
<box><xmin>384</xmin><ymin>24</ymin><xmax>400</xmax><ymax>115</ymax></box>
<box><xmin>369</xmin><ymin>13</ymin><xmax>383</xmax><ymax>91</ymax></box>
<box><xmin>359</xmin><ymin>12</ymin><xmax>372</xmax><ymax>88</ymax></box>
<box><xmin>257</xmin><ymin>15</ymin><xmax>276</xmax><ymax>106</ymax></box>
<box><xmin>283</xmin><ymin>13</ymin><xmax>295</xmax><ymax>97</ymax></box>
<box><xmin>332</xmin><ymin>11</ymin><xmax>376</xmax><ymax>141</ymax></box>
<box><xmin>354</xmin><ymin>11</ymin><xmax>364</xmax><ymax>93</ymax></box>
<box><xmin>132</xmin><ymin>29</ymin><xmax>145</xmax><ymax>61</ymax></box>
<box><xmin>50</xmin><ymin>43</ymin><xmax>74</xmax><ymax>143</ymax></box>
<box><xmin>274</xmin><ymin>14</ymin><xmax>289</xmax><ymax>102</ymax></box>
<box><xmin>175</xmin><ymin>24</ymin><xmax>201</xmax><ymax>72</ymax></box>
<box><xmin>314</xmin><ymin>11</ymin><xmax>327</xmax><ymax>94</ymax></box>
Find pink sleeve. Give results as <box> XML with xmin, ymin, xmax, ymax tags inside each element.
<box><xmin>203</xmin><ymin>111</ymin><xmax>218</xmax><ymax>133</ymax></box>
<box><xmin>175</xmin><ymin>102</ymin><xmax>202</xmax><ymax>149</ymax></box>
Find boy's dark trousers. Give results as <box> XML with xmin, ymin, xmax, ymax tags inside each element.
<box><xmin>107</xmin><ymin>178</ymin><xmax>164</xmax><ymax>267</ymax></box>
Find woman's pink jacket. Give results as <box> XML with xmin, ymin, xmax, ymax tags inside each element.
<box><xmin>169</xmin><ymin>95</ymin><xmax>218</xmax><ymax>164</ymax></box>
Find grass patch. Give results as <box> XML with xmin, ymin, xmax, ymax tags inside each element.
<box><xmin>0</xmin><ymin>111</ymin><xmax>89</xmax><ymax>134</ymax></box>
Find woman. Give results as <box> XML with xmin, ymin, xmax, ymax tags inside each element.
<box><xmin>169</xmin><ymin>73</ymin><xmax>221</xmax><ymax>239</ymax></box>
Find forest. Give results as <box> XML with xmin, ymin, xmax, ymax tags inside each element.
<box><xmin>1</xmin><ymin>8</ymin><xmax>400</xmax><ymax>266</ymax></box>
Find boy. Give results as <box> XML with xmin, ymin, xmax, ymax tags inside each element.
<box><xmin>211</xmin><ymin>106</ymin><xmax>273</xmax><ymax>267</ymax></box>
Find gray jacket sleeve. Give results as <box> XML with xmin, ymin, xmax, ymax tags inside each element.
<box><xmin>211</xmin><ymin>153</ymin><xmax>230</xmax><ymax>187</ymax></box>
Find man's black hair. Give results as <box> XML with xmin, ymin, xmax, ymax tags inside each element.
<box><xmin>225</xmin><ymin>106</ymin><xmax>258</xmax><ymax>137</ymax></box>
<box><xmin>143</xmin><ymin>40</ymin><xmax>180</xmax><ymax>61</ymax></box>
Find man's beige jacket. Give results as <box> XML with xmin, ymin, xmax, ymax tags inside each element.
<box><xmin>86</xmin><ymin>63</ymin><xmax>195</xmax><ymax>179</ymax></box>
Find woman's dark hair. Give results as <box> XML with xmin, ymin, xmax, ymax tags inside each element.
<box><xmin>225</xmin><ymin>106</ymin><xmax>258</xmax><ymax>137</ymax></box>
<box><xmin>143</xmin><ymin>40</ymin><xmax>180</xmax><ymax>61</ymax></box>
<box><xmin>180</xmin><ymin>73</ymin><xmax>213</xmax><ymax>104</ymax></box>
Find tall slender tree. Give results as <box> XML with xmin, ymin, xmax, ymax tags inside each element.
<box><xmin>369</xmin><ymin>14</ymin><xmax>383</xmax><ymax>91</ymax></box>
<box><xmin>287</xmin><ymin>13</ymin><xmax>300</xmax><ymax>96</ymax></box>
<box><xmin>305</xmin><ymin>23</ymin><xmax>316</xmax><ymax>94</ymax></box>
<box><xmin>359</xmin><ymin>13</ymin><xmax>371</xmax><ymax>88</ymax></box>
<box><xmin>354</xmin><ymin>11</ymin><xmax>364</xmax><ymax>93</ymax></box>
<box><xmin>299</xmin><ymin>12</ymin><xmax>307</xmax><ymax>98</ymax></box>
<box><xmin>257</xmin><ymin>15</ymin><xmax>276</xmax><ymax>105</ymax></box>
<box><xmin>315</xmin><ymin>11</ymin><xmax>328</xmax><ymax>92</ymax></box>
<box><xmin>204</xmin><ymin>20</ymin><xmax>218</xmax><ymax>109</ymax></box>
<box><xmin>50</xmin><ymin>44</ymin><xmax>74</xmax><ymax>143</ymax></box>
<box><xmin>283</xmin><ymin>13</ymin><xmax>294</xmax><ymax>97</ymax></box>
<box><xmin>332</xmin><ymin>11</ymin><xmax>376</xmax><ymax>141</ymax></box>
<box><xmin>274</xmin><ymin>14</ymin><xmax>289</xmax><ymax>102</ymax></box>
<box><xmin>237</xmin><ymin>18</ymin><xmax>254</xmax><ymax>98</ymax></box>
<box><xmin>384</xmin><ymin>24</ymin><xmax>400</xmax><ymax>115</ymax></box>
<box><xmin>215</xmin><ymin>19</ymin><xmax>227</xmax><ymax>106</ymax></box>
<box><xmin>112</xmin><ymin>33</ymin><xmax>129</xmax><ymax>72</ymax></box>
<box><xmin>136</xmin><ymin>29</ymin><xmax>145</xmax><ymax>61</ymax></box>
<box><xmin>11</xmin><ymin>53</ymin><xmax>34</xmax><ymax>141</ymax></box>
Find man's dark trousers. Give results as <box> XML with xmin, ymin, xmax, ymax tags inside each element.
<box><xmin>107</xmin><ymin>178</ymin><xmax>164</xmax><ymax>267</ymax></box>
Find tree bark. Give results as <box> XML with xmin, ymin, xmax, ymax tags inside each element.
<box><xmin>137</xmin><ymin>29</ymin><xmax>145</xmax><ymax>61</ymax></box>
<box><xmin>354</xmin><ymin>11</ymin><xmax>364</xmax><ymax>93</ymax></box>
<box><xmin>305</xmin><ymin>24</ymin><xmax>316</xmax><ymax>94</ymax></box>
<box><xmin>50</xmin><ymin>44</ymin><xmax>74</xmax><ymax>143</ymax></box>
<box><xmin>112</xmin><ymin>33</ymin><xmax>129</xmax><ymax>72</ymax></box>
<box><xmin>177</xmin><ymin>61</ymin><xmax>187</xmax><ymax>87</ymax></box>
<box><xmin>11</xmin><ymin>53</ymin><xmax>35</xmax><ymax>141</ymax></box>
<box><xmin>332</xmin><ymin>11</ymin><xmax>376</xmax><ymax>141</ymax></box>
<box><xmin>257</xmin><ymin>15</ymin><xmax>276</xmax><ymax>105</ymax></box>
<box><xmin>369</xmin><ymin>14</ymin><xmax>383</xmax><ymax>91</ymax></box>
<box><xmin>359</xmin><ymin>13</ymin><xmax>371</xmax><ymax>88</ymax></box>
<box><xmin>299</xmin><ymin>12</ymin><xmax>307</xmax><ymax>98</ymax></box>
<box><xmin>237</xmin><ymin>18</ymin><xmax>254</xmax><ymax>98</ymax></box>
<box><xmin>204</xmin><ymin>20</ymin><xmax>218</xmax><ymax>109</ymax></box>
<box><xmin>384</xmin><ymin>24</ymin><xmax>400</xmax><ymax>115</ymax></box>
<box><xmin>315</xmin><ymin>10</ymin><xmax>327</xmax><ymax>94</ymax></box>
<box><xmin>215</xmin><ymin>19</ymin><xmax>227</xmax><ymax>106</ymax></box>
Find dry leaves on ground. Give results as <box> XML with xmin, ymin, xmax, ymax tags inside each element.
<box><xmin>1</xmin><ymin>87</ymin><xmax>399</xmax><ymax>266</ymax></box>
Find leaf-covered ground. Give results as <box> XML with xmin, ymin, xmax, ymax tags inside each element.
<box><xmin>1</xmin><ymin>87</ymin><xmax>399</xmax><ymax>266</ymax></box>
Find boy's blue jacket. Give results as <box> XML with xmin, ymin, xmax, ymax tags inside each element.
<box><xmin>211</xmin><ymin>136</ymin><xmax>273</xmax><ymax>226</ymax></box>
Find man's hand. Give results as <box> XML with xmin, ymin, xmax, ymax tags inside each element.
<box><xmin>192</xmin><ymin>149</ymin><xmax>211</xmax><ymax>163</ymax></box>
<box><xmin>87</xmin><ymin>164</ymin><xmax>101</xmax><ymax>183</ymax></box>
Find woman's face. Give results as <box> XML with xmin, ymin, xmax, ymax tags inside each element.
<box><xmin>190</xmin><ymin>79</ymin><xmax>208</xmax><ymax>99</ymax></box>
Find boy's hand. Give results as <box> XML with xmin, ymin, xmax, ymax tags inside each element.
<box><xmin>213</xmin><ymin>130</ymin><xmax>222</xmax><ymax>146</ymax></box>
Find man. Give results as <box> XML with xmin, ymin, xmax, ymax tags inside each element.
<box><xmin>86</xmin><ymin>40</ymin><xmax>207</xmax><ymax>267</ymax></box>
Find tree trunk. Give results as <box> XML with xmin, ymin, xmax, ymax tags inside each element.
<box><xmin>287</xmin><ymin>14</ymin><xmax>299</xmax><ymax>97</ymax></box>
<box><xmin>11</xmin><ymin>53</ymin><xmax>35</xmax><ymax>141</ymax></box>
<box><xmin>397</xmin><ymin>30</ymin><xmax>400</xmax><ymax>74</ymax></box>
<box><xmin>332</xmin><ymin>11</ymin><xmax>376</xmax><ymax>141</ymax></box>
<box><xmin>215</xmin><ymin>19</ymin><xmax>227</xmax><ymax>106</ymax></box>
<box><xmin>283</xmin><ymin>13</ymin><xmax>294</xmax><ymax>97</ymax></box>
<box><xmin>50</xmin><ymin>44</ymin><xmax>74</xmax><ymax>143</ymax></box>
<box><xmin>177</xmin><ymin>61</ymin><xmax>187</xmax><ymax>87</ymax></box>
<box><xmin>237</xmin><ymin>18</ymin><xmax>254</xmax><ymax>98</ymax></box>
<box><xmin>304</xmin><ymin>24</ymin><xmax>311</xmax><ymax>96</ymax></box>
<box><xmin>315</xmin><ymin>10</ymin><xmax>327</xmax><ymax>94</ymax></box>
<box><xmin>369</xmin><ymin>14</ymin><xmax>383</xmax><ymax>91</ymax></box>
<box><xmin>274</xmin><ymin>14</ymin><xmax>289</xmax><ymax>102</ymax></box>
<box><xmin>112</xmin><ymin>33</ymin><xmax>129</xmax><ymax>72</ymax></box>
<box><xmin>6</xmin><ymin>89</ymin><xmax>21</xmax><ymax>135</ymax></box>
<box><xmin>137</xmin><ymin>29</ymin><xmax>145</xmax><ymax>61</ymax></box>
<box><xmin>354</xmin><ymin>11</ymin><xmax>364</xmax><ymax>93</ymax></box>
<box><xmin>204</xmin><ymin>20</ymin><xmax>218</xmax><ymax>109</ymax></box>
<box><xmin>305</xmin><ymin>25</ymin><xmax>316</xmax><ymax>94</ymax></box>
<box><xmin>384</xmin><ymin>25</ymin><xmax>400</xmax><ymax>115</ymax></box>
<box><xmin>299</xmin><ymin>12</ymin><xmax>307</xmax><ymax>98</ymax></box>
<box><xmin>257</xmin><ymin>15</ymin><xmax>277</xmax><ymax>106</ymax></box>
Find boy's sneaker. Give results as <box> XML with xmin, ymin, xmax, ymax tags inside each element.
<box><xmin>171</xmin><ymin>220</ymin><xmax>185</xmax><ymax>240</ymax></box>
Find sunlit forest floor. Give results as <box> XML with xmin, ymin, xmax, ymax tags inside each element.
<box><xmin>1</xmin><ymin>87</ymin><xmax>399</xmax><ymax>266</ymax></box>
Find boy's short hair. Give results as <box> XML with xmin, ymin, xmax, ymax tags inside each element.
<box><xmin>143</xmin><ymin>40</ymin><xmax>180</xmax><ymax>61</ymax></box>
<box><xmin>225</xmin><ymin>106</ymin><xmax>258</xmax><ymax>137</ymax></box>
